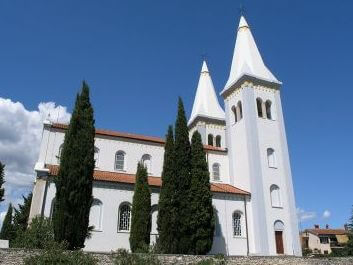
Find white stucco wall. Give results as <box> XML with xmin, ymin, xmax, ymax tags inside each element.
<box><xmin>41</xmin><ymin>178</ymin><xmax>248</xmax><ymax>254</ymax></box>
<box><xmin>33</xmin><ymin>125</ymin><xmax>248</xmax><ymax>254</ymax></box>
<box><xmin>223</xmin><ymin>82</ymin><xmax>301</xmax><ymax>256</ymax></box>
<box><xmin>38</xmin><ymin>127</ymin><xmax>229</xmax><ymax>184</ymax></box>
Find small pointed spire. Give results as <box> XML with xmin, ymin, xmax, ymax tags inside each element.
<box><xmin>201</xmin><ymin>60</ymin><xmax>209</xmax><ymax>73</ymax></box>
<box><xmin>188</xmin><ymin>61</ymin><xmax>225</xmax><ymax>126</ymax></box>
<box><xmin>238</xmin><ymin>16</ymin><xmax>249</xmax><ymax>29</ymax></box>
<box><xmin>222</xmin><ymin>16</ymin><xmax>281</xmax><ymax>95</ymax></box>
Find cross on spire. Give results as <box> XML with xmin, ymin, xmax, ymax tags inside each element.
<box><xmin>238</xmin><ymin>3</ymin><xmax>246</xmax><ymax>17</ymax></box>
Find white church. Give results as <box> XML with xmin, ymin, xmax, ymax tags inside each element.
<box><xmin>29</xmin><ymin>16</ymin><xmax>301</xmax><ymax>256</ymax></box>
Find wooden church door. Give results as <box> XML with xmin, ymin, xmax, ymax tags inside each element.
<box><xmin>275</xmin><ymin>231</ymin><xmax>284</xmax><ymax>254</ymax></box>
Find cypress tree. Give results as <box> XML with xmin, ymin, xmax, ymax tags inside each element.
<box><xmin>53</xmin><ymin>81</ymin><xmax>95</xmax><ymax>250</ymax></box>
<box><xmin>129</xmin><ymin>162</ymin><xmax>151</xmax><ymax>253</ymax></box>
<box><xmin>344</xmin><ymin>206</ymin><xmax>353</xmax><ymax>256</ymax></box>
<box><xmin>0</xmin><ymin>203</ymin><xmax>15</xmax><ymax>240</ymax></box>
<box><xmin>157</xmin><ymin>126</ymin><xmax>178</xmax><ymax>253</ymax></box>
<box><xmin>0</xmin><ymin>162</ymin><xmax>5</xmax><ymax>203</ymax></box>
<box><xmin>189</xmin><ymin>131</ymin><xmax>214</xmax><ymax>254</ymax></box>
<box><xmin>174</xmin><ymin>97</ymin><xmax>192</xmax><ymax>253</ymax></box>
<box><xmin>13</xmin><ymin>192</ymin><xmax>33</xmax><ymax>232</ymax></box>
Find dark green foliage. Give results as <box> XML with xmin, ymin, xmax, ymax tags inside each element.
<box><xmin>173</xmin><ymin>97</ymin><xmax>192</xmax><ymax>253</ymax></box>
<box><xmin>0</xmin><ymin>203</ymin><xmax>15</xmax><ymax>240</ymax></box>
<box><xmin>24</xmin><ymin>248</ymin><xmax>97</xmax><ymax>265</ymax></box>
<box><xmin>0</xmin><ymin>161</ymin><xmax>5</xmax><ymax>202</ymax></box>
<box><xmin>12</xmin><ymin>216</ymin><xmax>56</xmax><ymax>249</ymax></box>
<box><xmin>302</xmin><ymin>248</ymin><xmax>313</xmax><ymax>256</ymax></box>
<box><xmin>130</xmin><ymin>163</ymin><xmax>151</xmax><ymax>253</ymax></box>
<box><xmin>330</xmin><ymin>247</ymin><xmax>349</xmax><ymax>257</ymax></box>
<box><xmin>193</xmin><ymin>257</ymin><xmax>226</xmax><ymax>265</ymax></box>
<box><xmin>53</xmin><ymin>81</ymin><xmax>95</xmax><ymax>250</ymax></box>
<box><xmin>344</xmin><ymin>206</ymin><xmax>353</xmax><ymax>256</ymax></box>
<box><xmin>114</xmin><ymin>249</ymin><xmax>161</xmax><ymax>265</ymax></box>
<box><xmin>189</xmin><ymin>131</ymin><xmax>215</xmax><ymax>254</ymax></box>
<box><xmin>13</xmin><ymin>192</ymin><xmax>32</xmax><ymax>233</ymax></box>
<box><xmin>157</xmin><ymin>126</ymin><xmax>178</xmax><ymax>253</ymax></box>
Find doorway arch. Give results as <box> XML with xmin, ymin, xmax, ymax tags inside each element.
<box><xmin>274</xmin><ymin>220</ymin><xmax>284</xmax><ymax>254</ymax></box>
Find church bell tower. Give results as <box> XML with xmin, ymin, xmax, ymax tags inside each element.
<box><xmin>188</xmin><ymin>60</ymin><xmax>225</xmax><ymax>148</ymax></box>
<box><xmin>221</xmin><ymin>16</ymin><xmax>301</xmax><ymax>256</ymax></box>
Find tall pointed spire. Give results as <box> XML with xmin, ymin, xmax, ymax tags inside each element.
<box><xmin>222</xmin><ymin>16</ymin><xmax>280</xmax><ymax>94</ymax></box>
<box><xmin>188</xmin><ymin>61</ymin><xmax>225</xmax><ymax>126</ymax></box>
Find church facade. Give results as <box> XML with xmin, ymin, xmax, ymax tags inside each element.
<box><xmin>29</xmin><ymin>16</ymin><xmax>301</xmax><ymax>256</ymax></box>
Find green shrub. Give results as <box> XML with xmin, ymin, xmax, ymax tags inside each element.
<box><xmin>12</xmin><ymin>216</ymin><xmax>56</xmax><ymax>249</ymax></box>
<box><xmin>194</xmin><ymin>259</ymin><xmax>215</xmax><ymax>265</ymax></box>
<box><xmin>330</xmin><ymin>247</ymin><xmax>349</xmax><ymax>257</ymax></box>
<box><xmin>302</xmin><ymin>248</ymin><xmax>312</xmax><ymax>256</ymax></box>
<box><xmin>113</xmin><ymin>249</ymin><xmax>161</xmax><ymax>265</ymax></box>
<box><xmin>24</xmin><ymin>248</ymin><xmax>97</xmax><ymax>265</ymax></box>
<box><xmin>193</xmin><ymin>256</ymin><xmax>226</xmax><ymax>265</ymax></box>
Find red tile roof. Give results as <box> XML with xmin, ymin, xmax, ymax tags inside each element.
<box><xmin>46</xmin><ymin>165</ymin><xmax>249</xmax><ymax>196</ymax></box>
<box><xmin>305</xmin><ymin>229</ymin><xmax>348</xmax><ymax>236</ymax></box>
<box><xmin>50</xmin><ymin>123</ymin><xmax>227</xmax><ymax>153</ymax></box>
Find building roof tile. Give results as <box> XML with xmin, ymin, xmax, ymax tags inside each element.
<box><xmin>305</xmin><ymin>229</ymin><xmax>348</xmax><ymax>236</ymax></box>
<box><xmin>46</xmin><ymin>164</ymin><xmax>249</xmax><ymax>196</ymax></box>
<box><xmin>50</xmin><ymin>123</ymin><xmax>227</xmax><ymax>153</ymax></box>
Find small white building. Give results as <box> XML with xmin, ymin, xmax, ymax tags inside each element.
<box><xmin>29</xmin><ymin>16</ymin><xmax>301</xmax><ymax>256</ymax></box>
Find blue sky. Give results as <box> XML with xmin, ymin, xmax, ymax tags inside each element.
<box><xmin>0</xmin><ymin>0</ymin><xmax>352</xmax><ymax>229</ymax></box>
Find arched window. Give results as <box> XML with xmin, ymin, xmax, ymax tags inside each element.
<box><xmin>215</xmin><ymin>135</ymin><xmax>221</xmax><ymax>147</ymax></box>
<box><xmin>89</xmin><ymin>199</ymin><xmax>103</xmax><ymax>231</ymax></box>
<box><xmin>270</xmin><ymin>185</ymin><xmax>282</xmax><ymax>208</ymax></box>
<box><xmin>118</xmin><ymin>203</ymin><xmax>131</xmax><ymax>231</ymax></box>
<box><xmin>232</xmin><ymin>211</ymin><xmax>242</xmax><ymax>237</ymax></box>
<box><xmin>214</xmin><ymin>207</ymin><xmax>221</xmax><ymax>237</ymax></box>
<box><xmin>115</xmin><ymin>151</ymin><xmax>126</xmax><ymax>171</ymax></box>
<box><xmin>237</xmin><ymin>101</ymin><xmax>243</xmax><ymax>120</ymax></box>
<box><xmin>141</xmin><ymin>154</ymin><xmax>152</xmax><ymax>174</ymax></box>
<box><xmin>267</xmin><ymin>148</ymin><xmax>276</xmax><ymax>168</ymax></box>
<box><xmin>208</xmin><ymin>134</ymin><xmax>214</xmax><ymax>146</ymax></box>
<box><xmin>50</xmin><ymin>197</ymin><xmax>56</xmax><ymax>220</ymax></box>
<box><xmin>94</xmin><ymin>146</ymin><xmax>100</xmax><ymax>168</ymax></box>
<box><xmin>151</xmin><ymin>205</ymin><xmax>158</xmax><ymax>235</ymax></box>
<box><xmin>232</xmin><ymin>106</ymin><xmax>237</xmax><ymax>123</ymax></box>
<box><xmin>256</xmin><ymin>98</ymin><xmax>263</xmax><ymax>118</ymax></box>
<box><xmin>57</xmin><ymin>144</ymin><xmax>63</xmax><ymax>163</ymax></box>
<box><xmin>265</xmin><ymin>100</ymin><xmax>272</xmax><ymax>120</ymax></box>
<box><xmin>212</xmin><ymin>163</ymin><xmax>220</xmax><ymax>181</ymax></box>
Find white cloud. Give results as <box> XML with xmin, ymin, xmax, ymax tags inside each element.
<box><xmin>322</xmin><ymin>210</ymin><xmax>331</xmax><ymax>219</ymax></box>
<box><xmin>0</xmin><ymin>97</ymin><xmax>71</xmax><ymax>228</ymax></box>
<box><xmin>297</xmin><ymin>207</ymin><xmax>317</xmax><ymax>222</ymax></box>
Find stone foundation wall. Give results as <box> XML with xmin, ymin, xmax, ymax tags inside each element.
<box><xmin>0</xmin><ymin>248</ymin><xmax>353</xmax><ymax>265</ymax></box>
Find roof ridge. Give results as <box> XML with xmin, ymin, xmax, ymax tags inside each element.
<box><xmin>46</xmin><ymin>164</ymin><xmax>249</xmax><ymax>195</ymax></box>
<box><xmin>50</xmin><ymin>123</ymin><xmax>227</xmax><ymax>152</ymax></box>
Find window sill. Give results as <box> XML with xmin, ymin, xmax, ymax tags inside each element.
<box><xmin>117</xmin><ymin>230</ymin><xmax>130</xmax><ymax>234</ymax></box>
<box><xmin>233</xmin><ymin>236</ymin><xmax>247</xmax><ymax>239</ymax></box>
<box><xmin>232</xmin><ymin>119</ymin><xmax>243</xmax><ymax>127</ymax></box>
<box><xmin>268</xmin><ymin>166</ymin><xmax>278</xmax><ymax>169</ymax></box>
<box><xmin>92</xmin><ymin>229</ymin><xmax>103</xmax><ymax>233</ymax></box>
<box><xmin>115</xmin><ymin>169</ymin><xmax>127</xmax><ymax>173</ymax></box>
<box><xmin>272</xmin><ymin>206</ymin><xmax>283</xmax><ymax>209</ymax></box>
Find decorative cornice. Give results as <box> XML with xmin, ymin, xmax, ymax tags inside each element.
<box><xmin>50</xmin><ymin>123</ymin><xmax>227</xmax><ymax>153</ymax></box>
<box><xmin>188</xmin><ymin>115</ymin><xmax>226</xmax><ymax>130</ymax></box>
<box><xmin>46</xmin><ymin>164</ymin><xmax>249</xmax><ymax>195</ymax></box>
<box><xmin>222</xmin><ymin>74</ymin><xmax>281</xmax><ymax>100</ymax></box>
